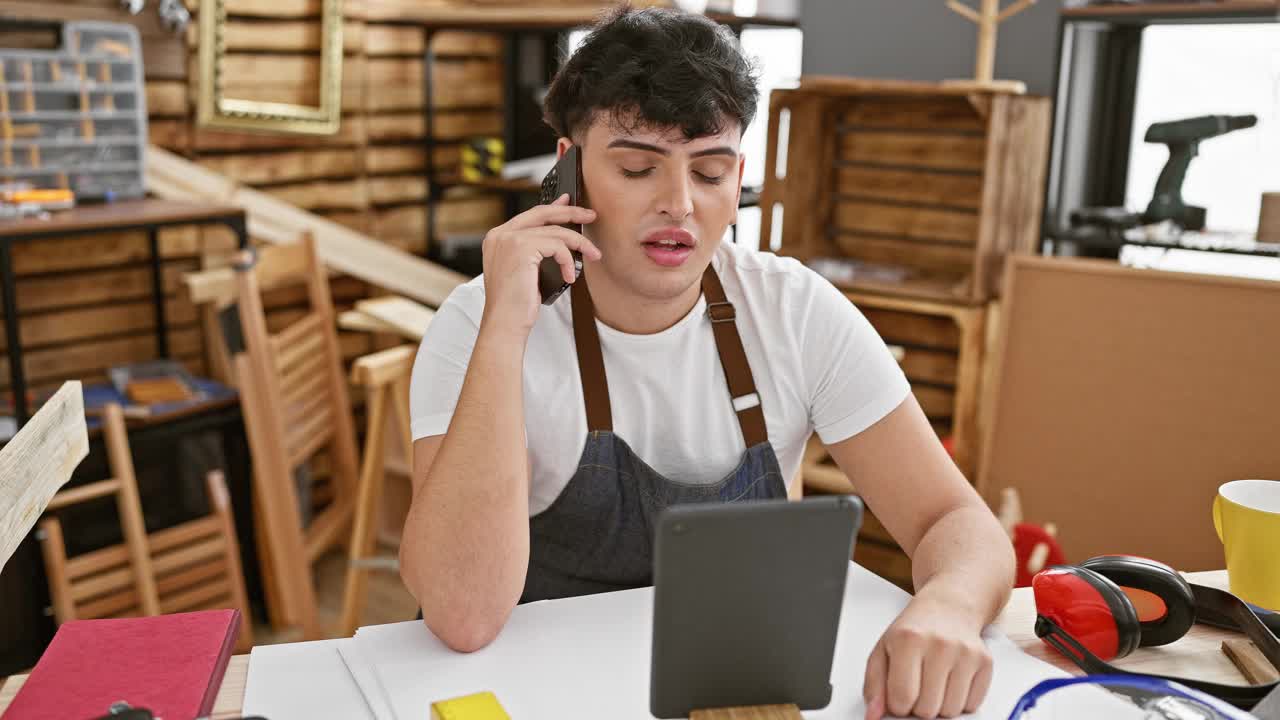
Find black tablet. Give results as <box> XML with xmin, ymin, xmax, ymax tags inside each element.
<box><xmin>649</xmin><ymin>495</ymin><xmax>862</xmax><ymax>718</ymax></box>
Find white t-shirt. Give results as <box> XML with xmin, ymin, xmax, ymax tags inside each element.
<box><xmin>410</xmin><ymin>241</ymin><xmax>911</xmax><ymax>516</ymax></box>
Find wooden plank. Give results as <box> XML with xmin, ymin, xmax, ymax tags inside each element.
<box><xmin>215</xmin><ymin>0</ymin><xmax>334</xmax><ymax>17</ymax></box>
<box><xmin>364</xmin><ymin>26</ymin><xmax>502</xmax><ymax>56</ymax></box>
<box><xmin>70</xmin><ymin>564</ymin><xmax>133</xmax><ymax>603</ymax></box>
<box><xmin>367</xmin><ymin>110</ymin><xmax>503</xmax><ymax>142</ymax></box>
<box><xmin>152</xmin><ymin>514</ymin><xmax>222</xmax><ymax>554</ymax></box>
<box><xmin>196</xmin><ymin>149</ymin><xmax>362</xmax><ymax>186</ymax></box>
<box><xmin>1222</xmin><ymin>639</ymin><xmax>1280</xmax><ymax>684</ymax></box>
<box><xmin>148</xmin><ymin>118</ymin><xmax>188</xmax><ymax>152</ymax></box>
<box><xmin>366</xmin><ymin>144</ymin><xmax>458</xmax><ymax>174</ymax></box>
<box><xmin>0</xmin><ymin>328</ymin><xmax>201</xmax><ymax>386</ymax></box>
<box><xmin>690</xmin><ymin>705</ymin><xmax>802</xmax><ymax>720</ymax></box>
<box><xmin>972</xmin><ymin>94</ymin><xmax>1051</xmax><ymax>301</ymax></box>
<box><xmin>281</xmin><ymin>357</ymin><xmax>329</xmax><ymax>411</ymax></box>
<box><xmin>197</xmin><ymin>53</ymin><xmax>365</xmax><ymax>92</ymax></box>
<box><xmin>263</xmin><ymin>178</ymin><xmax>370</xmax><ymax>212</ymax></box>
<box><xmin>353</xmin><ymin>296</ymin><xmax>434</xmax><ymax>341</ymax></box>
<box><xmin>839</xmin><ymin>131</ymin><xmax>987</xmax><ymax>172</ymax></box>
<box><xmin>161</xmin><ymin>577</ymin><xmax>232</xmax><ymax>614</ymax></box>
<box><xmin>10</xmin><ymin>227</ymin><xmax>201</xmax><ymax>275</ymax></box>
<box><xmin>898</xmin><ymin>347</ymin><xmax>958</xmax><ymax>386</ymax></box>
<box><xmin>320</xmin><ymin>210</ymin><xmax>373</xmax><ymax>235</ymax></box>
<box><xmin>287</xmin><ymin>402</ymin><xmax>334</xmax><ymax>467</ymax></box>
<box><xmin>368</xmin><ymin>175</ymin><xmax>427</xmax><ymax>205</ymax></box>
<box><xmin>177</xmin><ymin>116</ymin><xmax>368</xmax><ymax>151</ymax></box>
<box><xmin>202</xmin><ymin>82</ymin><xmax>366</xmax><ymax>113</ymax></box>
<box><xmin>283</xmin><ymin>383</ymin><xmax>330</xmax><ymax>434</ymax></box>
<box><xmin>833</xmin><ymin>201</ymin><xmax>979</xmax><ymax>246</ymax></box>
<box><xmin>199</xmin><ymin>19</ymin><xmax>365</xmax><ymax>53</ymax></box>
<box><xmin>365</xmin><ymin>57</ymin><xmax>502</xmax><ymax>111</ymax></box>
<box><xmin>338</xmin><ymin>309</ymin><xmax>398</xmax><ymax>335</ymax></box>
<box><xmin>859</xmin><ymin>307</ymin><xmax>960</xmax><ymax>350</ymax></box>
<box><xmin>834</xmin><ymin>165</ymin><xmax>983</xmax><ymax>211</ymax></box>
<box><xmin>145</xmin><ymin>81</ymin><xmax>187</xmax><ymax>117</ymax></box>
<box><xmin>147</xmin><ymin>145</ymin><xmax>468</xmax><ymax>308</ymax></box>
<box><xmin>15</xmin><ymin>263</ymin><xmax>193</xmax><ymax>313</ymax></box>
<box><xmin>913</xmin><ymin>384</ymin><xmax>955</xmax><ymax>420</ymax></box>
<box><xmin>840</xmin><ymin>96</ymin><xmax>986</xmax><ymax>132</ymax></box>
<box><xmin>0</xmin><ymin>382</ymin><xmax>87</xmax><ymax>571</ymax></box>
<box><xmin>833</xmin><ymin>233</ymin><xmax>975</xmax><ymax>275</ymax></box>
<box><xmin>0</xmin><ymin>299</ymin><xmax>197</xmax><ymax>350</ymax></box>
<box><xmin>155</xmin><ymin>559</ymin><xmax>227</xmax><ymax>597</ymax></box>
<box><xmin>373</xmin><ymin>195</ymin><xmax>505</xmax><ymax>239</ymax></box>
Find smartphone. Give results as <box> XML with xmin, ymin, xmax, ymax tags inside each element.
<box><xmin>536</xmin><ymin>145</ymin><xmax>584</xmax><ymax>305</ymax></box>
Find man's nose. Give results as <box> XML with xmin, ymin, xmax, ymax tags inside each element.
<box><xmin>657</xmin><ymin>172</ymin><xmax>694</xmax><ymax>221</ymax></box>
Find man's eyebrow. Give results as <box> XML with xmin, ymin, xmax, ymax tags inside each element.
<box><xmin>605</xmin><ymin>139</ymin><xmax>738</xmax><ymax>159</ymax></box>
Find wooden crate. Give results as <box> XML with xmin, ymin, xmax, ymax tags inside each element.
<box><xmin>800</xmin><ymin>292</ymin><xmax>989</xmax><ymax>591</ymax></box>
<box><xmin>760</xmin><ymin>77</ymin><xmax>1051</xmax><ymax>306</ymax></box>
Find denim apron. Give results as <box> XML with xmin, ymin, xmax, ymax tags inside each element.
<box><xmin>521</xmin><ymin>265</ymin><xmax>788</xmax><ymax>603</ymax></box>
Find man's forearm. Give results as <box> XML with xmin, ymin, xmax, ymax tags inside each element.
<box><xmin>402</xmin><ymin>326</ymin><xmax>531</xmax><ymax>651</ymax></box>
<box><xmin>909</xmin><ymin>504</ymin><xmax>1015</xmax><ymax>628</ymax></box>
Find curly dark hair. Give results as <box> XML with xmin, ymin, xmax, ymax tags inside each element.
<box><xmin>542</xmin><ymin>4</ymin><xmax>760</xmax><ymax>143</ymax></box>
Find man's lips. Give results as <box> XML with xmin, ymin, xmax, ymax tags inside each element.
<box><xmin>642</xmin><ymin>227</ymin><xmax>696</xmax><ymax>247</ymax></box>
<box><xmin>641</xmin><ymin>228</ymin><xmax>696</xmax><ymax>267</ymax></box>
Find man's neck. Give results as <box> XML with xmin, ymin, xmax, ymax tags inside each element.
<box><xmin>584</xmin><ymin>267</ymin><xmax>704</xmax><ymax>336</ymax></box>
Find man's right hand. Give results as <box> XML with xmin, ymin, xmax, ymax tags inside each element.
<box><xmin>479</xmin><ymin>193</ymin><xmax>600</xmax><ymax>340</ymax></box>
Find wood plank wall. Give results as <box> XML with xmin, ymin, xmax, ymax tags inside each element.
<box><xmin>0</xmin><ymin>0</ymin><xmax>511</xmax><ymax>407</ymax></box>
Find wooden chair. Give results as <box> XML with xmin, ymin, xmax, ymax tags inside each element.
<box><xmin>37</xmin><ymin>404</ymin><xmax>255</xmax><ymax>651</ymax></box>
<box><xmin>231</xmin><ymin>234</ymin><xmax>361</xmax><ymax>639</ymax></box>
<box><xmin>39</xmin><ymin>403</ymin><xmax>160</xmax><ymax>622</ymax></box>
<box><xmin>0</xmin><ymin>381</ymin><xmax>88</xmax><ymax>573</ymax></box>
<box><xmin>339</xmin><ymin>343</ymin><xmax>415</xmax><ymax>636</ymax></box>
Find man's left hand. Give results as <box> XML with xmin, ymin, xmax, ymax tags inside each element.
<box><xmin>862</xmin><ymin>591</ymin><xmax>994</xmax><ymax>719</ymax></box>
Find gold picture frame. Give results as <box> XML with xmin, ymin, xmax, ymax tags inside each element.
<box><xmin>196</xmin><ymin>0</ymin><xmax>344</xmax><ymax>135</ymax></box>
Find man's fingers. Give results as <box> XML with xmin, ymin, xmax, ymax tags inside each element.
<box><xmin>504</xmin><ymin>200</ymin><xmax>596</xmax><ymax>231</ymax></box>
<box><xmin>914</xmin><ymin>644</ymin><xmax>955</xmax><ymax>719</ymax></box>
<box><xmin>938</xmin><ymin>661</ymin><xmax>977</xmax><ymax>718</ymax></box>
<box><xmin>532</xmin><ymin>225</ymin><xmax>602</xmax><ymax>260</ymax></box>
<box><xmin>528</xmin><ymin>237</ymin><xmax>578</xmax><ymax>284</ymax></box>
<box><xmin>963</xmin><ymin>650</ymin><xmax>994</xmax><ymax>714</ymax></box>
<box><xmin>863</xmin><ymin>641</ymin><xmax>889</xmax><ymax>720</ymax></box>
<box><xmin>884</xmin><ymin>636</ymin><xmax>924</xmax><ymax>719</ymax></box>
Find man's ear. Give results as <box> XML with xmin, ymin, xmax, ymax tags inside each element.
<box><xmin>556</xmin><ymin>137</ymin><xmax>573</xmax><ymax>158</ymax></box>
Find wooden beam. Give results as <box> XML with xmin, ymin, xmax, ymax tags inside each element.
<box><xmin>0</xmin><ymin>381</ymin><xmax>88</xmax><ymax>571</ymax></box>
<box><xmin>146</xmin><ymin>144</ymin><xmax>468</xmax><ymax>308</ymax></box>
<box><xmin>353</xmin><ymin>296</ymin><xmax>435</xmax><ymax>341</ymax></box>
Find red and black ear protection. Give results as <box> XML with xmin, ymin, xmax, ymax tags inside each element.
<box><xmin>1032</xmin><ymin>554</ymin><xmax>1280</xmax><ymax>710</ymax></box>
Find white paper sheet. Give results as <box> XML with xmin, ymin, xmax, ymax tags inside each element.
<box><xmin>365</xmin><ymin>563</ymin><xmax>1139</xmax><ymax>719</ymax></box>
<box><xmin>242</xmin><ymin>638</ymin><xmax>374</xmax><ymax>720</ymax></box>
<box><xmin>337</xmin><ymin>639</ymin><xmax>395</xmax><ymax>720</ymax></box>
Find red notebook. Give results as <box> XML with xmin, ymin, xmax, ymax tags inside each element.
<box><xmin>4</xmin><ymin>609</ymin><xmax>241</xmax><ymax>720</ymax></box>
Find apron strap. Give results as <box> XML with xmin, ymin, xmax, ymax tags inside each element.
<box><xmin>701</xmin><ymin>266</ymin><xmax>769</xmax><ymax>448</ymax></box>
<box><xmin>571</xmin><ymin>275</ymin><xmax>613</xmax><ymax>432</ymax></box>
<box><xmin>569</xmin><ymin>265</ymin><xmax>769</xmax><ymax>446</ymax></box>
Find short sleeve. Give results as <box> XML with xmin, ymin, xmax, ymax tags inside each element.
<box><xmin>409</xmin><ymin>283</ymin><xmax>484</xmax><ymax>440</ymax></box>
<box><xmin>799</xmin><ymin>272</ymin><xmax>911</xmax><ymax>445</ymax></box>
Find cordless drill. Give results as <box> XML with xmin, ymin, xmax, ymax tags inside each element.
<box><xmin>1141</xmin><ymin>113</ymin><xmax>1257</xmax><ymax>230</ymax></box>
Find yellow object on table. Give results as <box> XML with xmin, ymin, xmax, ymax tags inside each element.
<box><xmin>430</xmin><ymin>691</ymin><xmax>510</xmax><ymax>720</ymax></box>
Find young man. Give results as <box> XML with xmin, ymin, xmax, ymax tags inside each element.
<box><xmin>403</xmin><ymin>7</ymin><xmax>1014</xmax><ymax>719</ymax></box>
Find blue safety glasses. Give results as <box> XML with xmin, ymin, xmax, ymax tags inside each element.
<box><xmin>1007</xmin><ymin>675</ymin><xmax>1258</xmax><ymax>720</ymax></box>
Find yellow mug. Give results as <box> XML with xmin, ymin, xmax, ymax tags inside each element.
<box><xmin>1213</xmin><ymin>479</ymin><xmax>1280</xmax><ymax>611</ymax></box>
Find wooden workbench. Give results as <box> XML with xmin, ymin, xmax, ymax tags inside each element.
<box><xmin>0</xmin><ymin>571</ymin><xmax>1252</xmax><ymax>716</ymax></box>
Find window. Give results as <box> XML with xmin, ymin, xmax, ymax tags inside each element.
<box><xmin>1127</xmin><ymin>25</ymin><xmax>1280</xmax><ymax>233</ymax></box>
